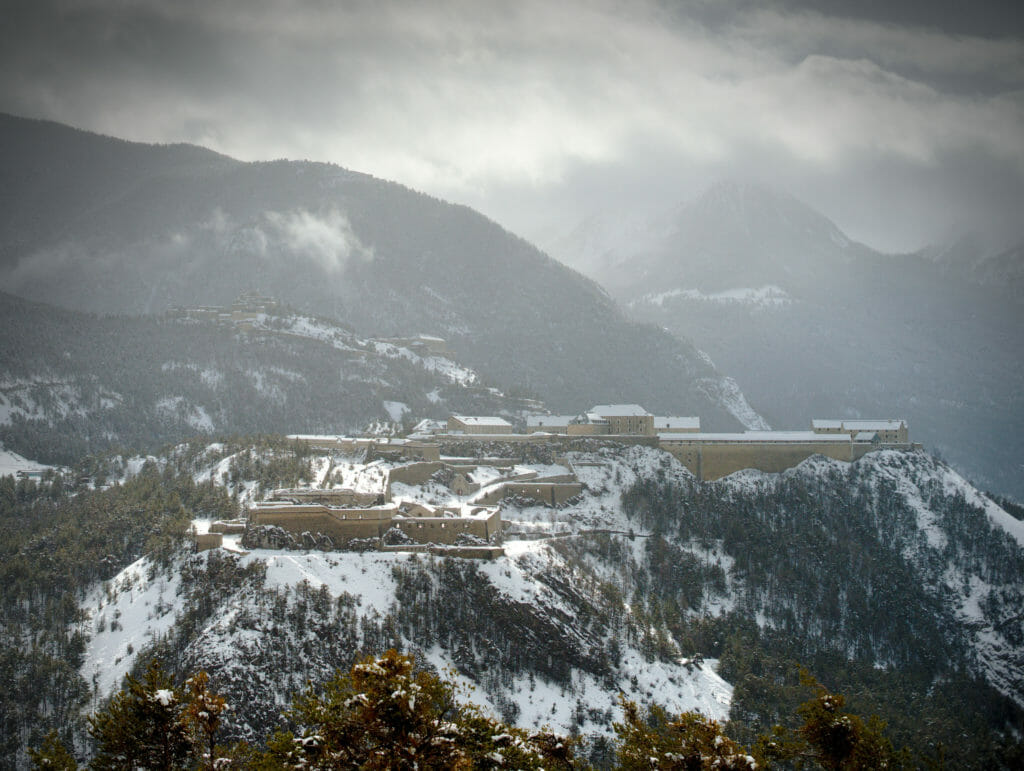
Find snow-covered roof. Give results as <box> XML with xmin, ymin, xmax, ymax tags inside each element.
<box><xmin>854</xmin><ymin>431</ymin><xmax>879</xmax><ymax>442</ymax></box>
<box><xmin>660</xmin><ymin>431</ymin><xmax>852</xmax><ymax>443</ymax></box>
<box><xmin>590</xmin><ymin>404</ymin><xmax>652</xmax><ymax>417</ymax></box>
<box><xmin>812</xmin><ymin>419</ymin><xmax>905</xmax><ymax>431</ymax></box>
<box><xmin>450</xmin><ymin>415</ymin><xmax>512</xmax><ymax>427</ymax></box>
<box><xmin>842</xmin><ymin>419</ymin><xmax>905</xmax><ymax>431</ymax></box>
<box><xmin>811</xmin><ymin>420</ymin><xmax>843</xmax><ymax>429</ymax></box>
<box><xmin>412</xmin><ymin>418</ymin><xmax>446</xmax><ymax>432</ymax></box>
<box><xmin>526</xmin><ymin>414</ymin><xmax>575</xmax><ymax>427</ymax></box>
<box><xmin>654</xmin><ymin>416</ymin><xmax>701</xmax><ymax>430</ymax></box>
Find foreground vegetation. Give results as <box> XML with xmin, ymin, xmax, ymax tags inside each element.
<box><xmin>32</xmin><ymin>650</ymin><xmax>912</xmax><ymax>770</ymax></box>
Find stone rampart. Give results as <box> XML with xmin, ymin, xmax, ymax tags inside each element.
<box><xmin>250</xmin><ymin>504</ymin><xmax>395</xmax><ymax>543</ymax></box>
<box><xmin>387</xmin><ymin>462</ymin><xmax>444</xmax><ymax>487</ymax></box>
<box><xmin>475</xmin><ymin>481</ymin><xmax>583</xmax><ymax>506</ymax></box>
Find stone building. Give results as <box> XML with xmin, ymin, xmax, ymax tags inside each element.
<box><xmin>447</xmin><ymin>415</ymin><xmax>514</xmax><ymax>435</ymax></box>
<box><xmin>247</xmin><ymin>500</ymin><xmax>502</xmax><ymax>547</ymax></box>
<box><xmin>590</xmin><ymin>404</ymin><xmax>655</xmax><ymax>435</ymax></box>
<box><xmin>525</xmin><ymin>415</ymin><xmax>576</xmax><ymax>434</ymax></box>
<box><xmin>812</xmin><ymin>419</ymin><xmax>908</xmax><ymax>444</ymax></box>
<box><xmin>654</xmin><ymin>416</ymin><xmax>700</xmax><ymax>433</ymax></box>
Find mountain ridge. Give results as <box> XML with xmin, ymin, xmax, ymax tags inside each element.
<box><xmin>0</xmin><ymin>113</ymin><xmax>750</xmax><ymax>426</ymax></box>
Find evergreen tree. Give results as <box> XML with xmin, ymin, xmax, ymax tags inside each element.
<box><xmin>614</xmin><ymin>698</ymin><xmax>757</xmax><ymax>770</ymax></box>
<box><xmin>88</xmin><ymin>661</ymin><xmax>191</xmax><ymax>771</ymax></box>
<box><xmin>27</xmin><ymin>731</ymin><xmax>78</xmax><ymax>770</ymax></box>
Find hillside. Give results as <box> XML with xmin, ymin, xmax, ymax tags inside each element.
<box><xmin>0</xmin><ymin>113</ymin><xmax>749</xmax><ymax>426</ymax></box>
<box><xmin>3</xmin><ymin>438</ymin><xmax>1020</xmax><ymax>767</ymax></box>
<box><xmin>551</xmin><ymin>181</ymin><xmax>1024</xmax><ymax>499</ymax></box>
<box><xmin>0</xmin><ymin>291</ymin><xmax>537</xmax><ymax>465</ymax></box>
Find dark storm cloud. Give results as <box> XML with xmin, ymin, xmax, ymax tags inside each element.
<box><xmin>1</xmin><ymin>0</ymin><xmax>1021</xmax><ymax>251</ymax></box>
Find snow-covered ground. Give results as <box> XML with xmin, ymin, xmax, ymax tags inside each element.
<box><xmin>79</xmin><ymin>438</ymin><xmax>1024</xmax><ymax>737</ymax></box>
<box><xmin>0</xmin><ymin>446</ymin><xmax>52</xmax><ymax>477</ymax></box>
<box><xmin>80</xmin><ymin>556</ymin><xmax>183</xmax><ymax>703</ymax></box>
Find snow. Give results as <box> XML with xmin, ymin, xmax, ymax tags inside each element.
<box><xmin>371</xmin><ymin>340</ymin><xmax>479</xmax><ymax>386</ymax></box>
<box><xmin>940</xmin><ymin>465</ymin><xmax>1024</xmax><ymax>548</ymax></box>
<box><xmin>0</xmin><ymin>446</ymin><xmax>51</xmax><ymax>477</ymax></box>
<box><xmin>155</xmin><ymin>396</ymin><xmax>216</xmax><ymax>433</ymax></box>
<box><xmin>661</xmin><ymin>431</ymin><xmax>853</xmax><ymax>443</ymax></box>
<box><xmin>451</xmin><ymin>415</ymin><xmax>512</xmax><ymax>428</ymax></box>
<box><xmin>383</xmin><ymin>400</ymin><xmax>409</xmax><ymax>422</ymax></box>
<box><xmin>590</xmin><ymin>404</ymin><xmax>652</xmax><ymax>417</ymax></box>
<box><xmin>80</xmin><ymin>556</ymin><xmax>184</xmax><ymax>701</ymax></box>
<box><xmin>695</xmin><ymin>376</ymin><xmax>772</xmax><ymax>431</ymax></box>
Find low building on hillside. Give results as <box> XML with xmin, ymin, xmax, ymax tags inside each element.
<box><xmin>447</xmin><ymin>415</ymin><xmax>514</xmax><ymax>435</ymax></box>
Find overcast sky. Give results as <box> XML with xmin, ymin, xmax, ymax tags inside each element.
<box><xmin>2</xmin><ymin>0</ymin><xmax>1022</xmax><ymax>253</ymax></box>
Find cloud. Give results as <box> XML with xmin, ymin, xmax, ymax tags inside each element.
<box><xmin>263</xmin><ymin>209</ymin><xmax>373</xmax><ymax>273</ymax></box>
<box><xmin>0</xmin><ymin>0</ymin><xmax>1021</xmax><ymax>250</ymax></box>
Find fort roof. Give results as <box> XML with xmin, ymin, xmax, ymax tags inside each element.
<box><xmin>660</xmin><ymin>431</ymin><xmax>854</xmax><ymax>443</ymax></box>
<box><xmin>451</xmin><ymin>415</ymin><xmax>513</xmax><ymax>427</ymax></box>
<box><xmin>842</xmin><ymin>419</ymin><xmax>906</xmax><ymax>430</ymax></box>
<box><xmin>811</xmin><ymin>420</ymin><xmax>844</xmax><ymax>430</ymax></box>
<box><xmin>812</xmin><ymin>419</ymin><xmax>905</xmax><ymax>431</ymax></box>
<box><xmin>526</xmin><ymin>414</ymin><xmax>576</xmax><ymax>427</ymax></box>
<box><xmin>591</xmin><ymin>404</ymin><xmax>652</xmax><ymax>417</ymax></box>
<box><xmin>655</xmin><ymin>416</ymin><xmax>701</xmax><ymax>430</ymax></box>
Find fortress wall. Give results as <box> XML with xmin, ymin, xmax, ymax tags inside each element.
<box><xmin>275</xmin><ymin>489</ymin><xmax>382</xmax><ymax>506</ymax></box>
<box><xmin>430</xmin><ymin>546</ymin><xmax>505</xmax><ymax>559</ymax></box>
<box><xmin>566</xmin><ymin>424</ymin><xmax>609</xmax><ymax>436</ymax></box>
<box><xmin>392</xmin><ymin>516</ymin><xmax>491</xmax><ymax>544</ymax></box>
<box><xmin>387</xmin><ymin>462</ymin><xmax>444</xmax><ymax>487</ymax></box>
<box><xmin>661</xmin><ymin>441</ymin><xmax>857</xmax><ymax>480</ymax></box>
<box><xmin>194</xmin><ymin>532</ymin><xmax>224</xmax><ymax>551</ymax></box>
<box><xmin>404</xmin><ymin>442</ymin><xmax>441</xmax><ymax>461</ymax></box>
<box><xmin>251</xmin><ymin>506</ymin><xmax>391</xmax><ymax>542</ymax></box>
<box><xmin>475</xmin><ymin>482</ymin><xmax>583</xmax><ymax>506</ymax></box>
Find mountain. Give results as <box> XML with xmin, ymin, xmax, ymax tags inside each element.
<box><xmin>3</xmin><ymin>439</ymin><xmax>1021</xmax><ymax>766</ymax></box>
<box><xmin>921</xmin><ymin>232</ymin><xmax>1024</xmax><ymax>296</ymax></box>
<box><xmin>0</xmin><ymin>113</ymin><xmax>753</xmax><ymax>427</ymax></box>
<box><xmin>551</xmin><ymin>181</ymin><xmax>1024</xmax><ymax>500</ymax></box>
<box><xmin>0</xmin><ymin>291</ymin><xmax>540</xmax><ymax>465</ymax></box>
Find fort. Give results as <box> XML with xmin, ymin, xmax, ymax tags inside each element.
<box><xmin>215</xmin><ymin>404</ymin><xmax>913</xmax><ymax>556</ymax></box>
<box><xmin>418</xmin><ymin>405</ymin><xmax>915</xmax><ymax>481</ymax></box>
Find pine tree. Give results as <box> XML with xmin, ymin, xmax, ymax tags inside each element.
<box><xmin>88</xmin><ymin>660</ymin><xmax>191</xmax><ymax>770</ymax></box>
<box><xmin>614</xmin><ymin>698</ymin><xmax>757</xmax><ymax>770</ymax></box>
<box><xmin>28</xmin><ymin>730</ymin><xmax>78</xmax><ymax>770</ymax></box>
